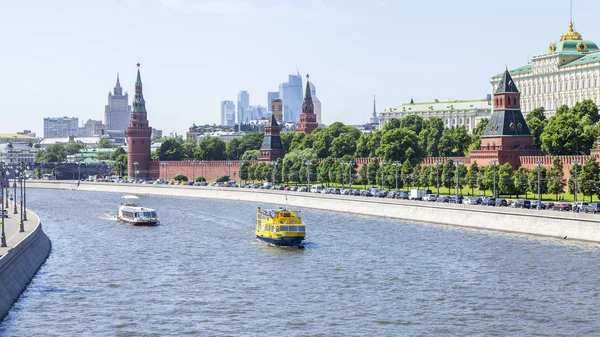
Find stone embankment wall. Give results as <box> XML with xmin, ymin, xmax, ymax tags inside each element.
<box><xmin>0</xmin><ymin>212</ymin><xmax>52</xmax><ymax>320</ymax></box>
<box><xmin>28</xmin><ymin>180</ymin><xmax>600</xmax><ymax>243</ymax></box>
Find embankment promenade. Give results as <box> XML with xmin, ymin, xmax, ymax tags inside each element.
<box><xmin>28</xmin><ymin>180</ymin><xmax>600</xmax><ymax>243</ymax></box>
<box><xmin>0</xmin><ymin>202</ymin><xmax>51</xmax><ymax>320</ymax></box>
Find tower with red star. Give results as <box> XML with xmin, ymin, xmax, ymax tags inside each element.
<box><xmin>296</xmin><ymin>74</ymin><xmax>318</xmax><ymax>134</ymax></box>
<box><xmin>126</xmin><ymin>63</ymin><xmax>153</xmax><ymax>179</ymax></box>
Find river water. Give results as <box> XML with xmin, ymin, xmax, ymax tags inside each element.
<box><xmin>2</xmin><ymin>189</ymin><xmax>600</xmax><ymax>336</ymax></box>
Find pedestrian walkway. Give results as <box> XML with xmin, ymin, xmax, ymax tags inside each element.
<box><xmin>0</xmin><ymin>202</ymin><xmax>38</xmax><ymax>257</ymax></box>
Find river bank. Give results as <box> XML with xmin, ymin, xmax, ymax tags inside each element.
<box><xmin>27</xmin><ymin>180</ymin><xmax>600</xmax><ymax>243</ymax></box>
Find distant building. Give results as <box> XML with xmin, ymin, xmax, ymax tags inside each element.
<box><xmin>221</xmin><ymin>100</ymin><xmax>236</xmax><ymax>126</ymax></box>
<box><xmin>126</xmin><ymin>65</ymin><xmax>154</xmax><ymax>179</ymax></box>
<box><xmin>77</xmin><ymin>119</ymin><xmax>106</xmax><ymax>137</ymax></box>
<box><xmin>0</xmin><ymin>133</ymin><xmax>39</xmax><ymax>145</ymax></box>
<box><xmin>0</xmin><ymin>143</ymin><xmax>39</xmax><ymax>163</ymax></box>
<box><xmin>187</xmin><ymin>123</ymin><xmax>239</xmax><ymax>142</ymax></box>
<box><xmin>309</xmin><ymin>81</ymin><xmax>322</xmax><ymax>124</ymax></box>
<box><xmin>271</xmin><ymin>98</ymin><xmax>283</xmax><ymax>123</ymax></box>
<box><xmin>279</xmin><ymin>74</ymin><xmax>303</xmax><ymax>123</ymax></box>
<box><xmin>248</xmin><ymin>105</ymin><xmax>267</xmax><ymax>120</ymax></box>
<box><xmin>378</xmin><ymin>98</ymin><xmax>492</xmax><ymax>133</ymax></box>
<box><xmin>491</xmin><ymin>22</ymin><xmax>600</xmax><ymax>117</ymax></box>
<box><xmin>104</xmin><ymin>73</ymin><xmax>131</xmax><ymax>132</ymax></box>
<box><xmin>151</xmin><ymin>128</ymin><xmax>162</xmax><ymax>140</ymax></box>
<box><xmin>16</xmin><ymin>130</ymin><xmax>36</xmax><ymax>137</ymax></box>
<box><xmin>44</xmin><ymin>117</ymin><xmax>78</xmax><ymax>138</ymax></box>
<box><xmin>39</xmin><ymin>136</ymin><xmax>102</xmax><ymax>149</ymax></box>
<box><xmin>237</xmin><ymin>91</ymin><xmax>250</xmax><ymax>123</ymax></box>
<box><xmin>370</xmin><ymin>95</ymin><xmax>379</xmax><ymax>126</ymax></box>
<box><xmin>267</xmin><ymin>91</ymin><xmax>279</xmax><ymax>115</ymax></box>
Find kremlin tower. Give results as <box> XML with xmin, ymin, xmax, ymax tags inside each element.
<box><xmin>126</xmin><ymin>63</ymin><xmax>153</xmax><ymax>179</ymax></box>
<box><xmin>296</xmin><ymin>74</ymin><xmax>318</xmax><ymax>134</ymax></box>
<box><xmin>258</xmin><ymin>114</ymin><xmax>285</xmax><ymax>162</ymax></box>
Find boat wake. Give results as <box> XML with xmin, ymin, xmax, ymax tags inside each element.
<box><xmin>100</xmin><ymin>214</ymin><xmax>118</xmax><ymax>221</ymax></box>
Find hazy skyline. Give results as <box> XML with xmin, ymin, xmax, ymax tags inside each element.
<box><xmin>1</xmin><ymin>0</ymin><xmax>597</xmax><ymax>136</ymax></box>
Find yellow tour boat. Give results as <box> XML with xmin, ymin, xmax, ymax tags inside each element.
<box><xmin>256</xmin><ymin>207</ymin><xmax>306</xmax><ymax>247</ymax></box>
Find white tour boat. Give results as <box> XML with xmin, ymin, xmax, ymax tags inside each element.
<box><xmin>117</xmin><ymin>195</ymin><xmax>159</xmax><ymax>226</ymax></box>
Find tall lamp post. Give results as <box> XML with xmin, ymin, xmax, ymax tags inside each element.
<box><xmin>380</xmin><ymin>160</ymin><xmax>386</xmax><ymax>190</ymax></box>
<box><xmin>1</xmin><ymin>163</ymin><xmax>7</xmax><ymax>247</ymax></box>
<box><xmin>435</xmin><ymin>161</ymin><xmax>442</xmax><ymax>196</ymax></box>
<box><xmin>134</xmin><ymin>161</ymin><xmax>139</xmax><ymax>182</ymax></box>
<box><xmin>77</xmin><ymin>162</ymin><xmax>82</xmax><ymax>181</ymax></box>
<box><xmin>455</xmin><ymin>160</ymin><xmax>462</xmax><ymax>198</ymax></box>
<box><xmin>12</xmin><ymin>165</ymin><xmax>18</xmax><ymax>214</ymax></box>
<box><xmin>19</xmin><ymin>165</ymin><xmax>24</xmax><ymax>232</ymax></box>
<box><xmin>393</xmin><ymin>161</ymin><xmax>401</xmax><ymax>192</ymax></box>
<box><xmin>305</xmin><ymin>161</ymin><xmax>312</xmax><ymax>190</ymax></box>
<box><xmin>573</xmin><ymin>160</ymin><xmax>580</xmax><ymax>204</ymax></box>
<box><xmin>23</xmin><ymin>165</ymin><xmax>29</xmax><ymax>221</ymax></box>
<box><xmin>535</xmin><ymin>161</ymin><xmax>543</xmax><ymax>209</ymax></box>
<box><xmin>345</xmin><ymin>161</ymin><xmax>354</xmax><ymax>189</ymax></box>
<box><xmin>491</xmin><ymin>160</ymin><xmax>498</xmax><ymax>198</ymax></box>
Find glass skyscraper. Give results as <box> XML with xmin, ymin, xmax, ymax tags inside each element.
<box><xmin>221</xmin><ymin>100</ymin><xmax>236</xmax><ymax>126</ymax></box>
<box><xmin>237</xmin><ymin>91</ymin><xmax>249</xmax><ymax>123</ymax></box>
<box><xmin>279</xmin><ymin>74</ymin><xmax>303</xmax><ymax>123</ymax></box>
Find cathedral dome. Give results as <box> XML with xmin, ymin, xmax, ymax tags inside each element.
<box><xmin>560</xmin><ymin>22</ymin><xmax>582</xmax><ymax>41</ymax></box>
<box><xmin>545</xmin><ymin>23</ymin><xmax>599</xmax><ymax>54</ymax></box>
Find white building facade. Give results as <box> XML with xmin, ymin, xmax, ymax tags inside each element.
<box><xmin>378</xmin><ymin>99</ymin><xmax>492</xmax><ymax>133</ymax></box>
<box><xmin>491</xmin><ymin>23</ymin><xmax>600</xmax><ymax>117</ymax></box>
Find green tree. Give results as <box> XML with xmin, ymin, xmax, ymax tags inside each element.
<box><xmin>195</xmin><ymin>176</ymin><xmax>206</xmax><ymax>182</ymax></box>
<box><xmin>215</xmin><ymin>175</ymin><xmax>229</xmax><ymax>183</ymax></box>
<box><xmin>318</xmin><ymin>157</ymin><xmax>334</xmax><ymax>186</ymax></box>
<box><xmin>399</xmin><ymin>115</ymin><xmax>424</xmax><ymax>134</ymax></box>
<box><xmin>528</xmin><ymin>165</ymin><xmax>548</xmax><ymax>197</ymax></box>
<box><xmin>441</xmin><ymin>159</ymin><xmax>455</xmax><ymax>194</ymax></box>
<box><xmin>401</xmin><ymin>160</ymin><xmax>412</xmax><ymax>191</ymax></box>
<box><xmin>196</xmin><ymin>137</ymin><xmax>227</xmax><ymax>160</ymax></box>
<box><xmin>114</xmin><ymin>154</ymin><xmax>128</xmax><ymax>176</ymax></box>
<box><xmin>513</xmin><ymin>167</ymin><xmax>529</xmax><ymax>198</ymax></box>
<box><xmin>465</xmin><ymin>161</ymin><xmax>479</xmax><ymax>195</ymax></box>
<box><xmin>157</xmin><ymin>138</ymin><xmax>184</xmax><ymax>160</ymax></box>
<box><xmin>540</xmin><ymin>103</ymin><xmax>599</xmax><ymax>155</ymax></box>
<box><xmin>98</xmin><ymin>137</ymin><xmax>114</xmax><ymax>149</ymax></box>
<box><xmin>36</xmin><ymin>144</ymin><xmax>68</xmax><ymax>163</ymax></box>
<box><xmin>174</xmin><ymin>174</ymin><xmax>188</xmax><ymax>182</ymax></box>
<box><xmin>377</xmin><ymin>128</ymin><xmax>423</xmax><ymax>164</ymax></box>
<box><xmin>226</xmin><ymin>138</ymin><xmax>243</xmax><ymax>160</ymax></box>
<box><xmin>456</xmin><ymin>163</ymin><xmax>468</xmax><ymax>194</ymax></box>
<box><xmin>357</xmin><ymin>164</ymin><xmax>368</xmax><ymax>188</ymax></box>
<box><xmin>241</xmin><ymin>149</ymin><xmax>260</xmax><ymax>160</ymax></box>
<box><xmin>546</xmin><ymin>157</ymin><xmax>566</xmax><ymax>200</ymax></box>
<box><xmin>240</xmin><ymin>161</ymin><xmax>250</xmax><ymax>182</ymax></box>
<box><xmin>110</xmin><ymin>147</ymin><xmax>126</xmax><ymax>161</ymax></box>
<box><xmin>280</xmin><ymin>132</ymin><xmax>295</xmax><ymax>153</ymax></box>
<box><xmin>579</xmin><ymin>156</ymin><xmax>600</xmax><ymax>201</ymax></box>
<box><xmin>330</xmin><ymin>133</ymin><xmax>357</xmax><ymax>158</ymax></box>
<box><xmin>479</xmin><ymin>165</ymin><xmax>495</xmax><ymax>197</ymax></box>
<box><xmin>526</xmin><ymin>107</ymin><xmax>547</xmax><ymax>122</ymax></box>
<box><xmin>527</xmin><ymin>117</ymin><xmax>547</xmax><ymax>149</ymax></box>
<box><xmin>468</xmin><ymin>118</ymin><xmax>489</xmax><ymax>151</ymax></box>
<box><xmin>355</xmin><ymin>133</ymin><xmax>372</xmax><ymax>158</ymax></box>
<box><xmin>420</xmin><ymin>165</ymin><xmax>432</xmax><ymax>190</ymax></box>
<box><xmin>497</xmin><ymin>163</ymin><xmax>515</xmax><ymax>197</ymax></box>
<box><xmin>438</xmin><ymin>126</ymin><xmax>472</xmax><ymax>157</ymax></box>
<box><xmin>568</xmin><ymin>162</ymin><xmax>583</xmax><ymax>196</ymax></box>
<box><xmin>66</xmin><ymin>142</ymin><xmax>84</xmax><ymax>155</ymax></box>
<box><xmin>366</xmin><ymin>159</ymin><xmax>380</xmax><ymax>186</ymax></box>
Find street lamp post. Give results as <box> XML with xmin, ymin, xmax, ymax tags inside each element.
<box><xmin>19</xmin><ymin>165</ymin><xmax>24</xmax><ymax>232</ymax></box>
<box><xmin>491</xmin><ymin>160</ymin><xmax>498</xmax><ymax>198</ymax></box>
<box><xmin>346</xmin><ymin>161</ymin><xmax>354</xmax><ymax>189</ymax></box>
<box><xmin>13</xmin><ymin>165</ymin><xmax>18</xmax><ymax>214</ymax></box>
<box><xmin>435</xmin><ymin>161</ymin><xmax>442</xmax><ymax>196</ymax></box>
<box><xmin>393</xmin><ymin>161</ymin><xmax>401</xmax><ymax>192</ymax></box>
<box><xmin>77</xmin><ymin>163</ymin><xmax>82</xmax><ymax>182</ymax></box>
<box><xmin>535</xmin><ymin>161</ymin><xmax>543</xmax><ymax>209</ymax></box>
<box><xmin>270</xmin><ymin>161</ymin><xmax>277</xmax><ymax>185</ymax></box>
<box><xmin>305</xmin><ymin>161</ymin><xmax>312</xmax><ymax>190</ymax></box>
<box><xmin>573</xmin><ymin>160</ymin><xmax>580</xmax><ymax>203</ymax></box>
<box><xmin>134</xmin><ymin>161</ymin><xmax>139</xmax><ymax>182</ymax></box>
<box><xmin>455</xmin><ymin>160</ymin><xmax>462</xmax><ymax>198</ymax></box>
<box><xmin>1</xmin><ymin>164</ymin><xmax>7</xmax><ymax>247</ymax></box>
<box><xmin>23</xmin><ymin>165</ymin><xmax>29</xmax><ymax>221</ymax></box>
<box><xmin>380</xmin><ymin>161</ymin><xmax>386</xmax><ymax>190</ymax></box>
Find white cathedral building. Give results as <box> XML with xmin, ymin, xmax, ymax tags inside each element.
<box><xmin>491</xmin><ymin>22</ymin><xmax>600</xmax><ymax>117</ymax></box>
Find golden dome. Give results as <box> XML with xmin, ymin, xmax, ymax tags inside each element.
<box><xmin>560</xmin><ymin>22</ymin><xmax>583</xmax><ymax>41</ymax></box>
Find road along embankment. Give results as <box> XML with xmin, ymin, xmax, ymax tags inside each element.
<box><xmin>28</xmin><ymin>180</ymin><xmax>600</xmax><ymax>243</ymax></box>
<box><xmin>0</xmin><ymin>206</ymin><xmax>52</xmax><ymax>321</ymax></box>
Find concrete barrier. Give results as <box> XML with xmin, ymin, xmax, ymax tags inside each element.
<box><xmin>28</xmin><ymin>180</ymin><xmax>600</xmax><ymax>243</ymax></box>
<box><xmin>0</xmin><ymin>208</ymin><xmax>52</xmax><ymax>321</ymax></box>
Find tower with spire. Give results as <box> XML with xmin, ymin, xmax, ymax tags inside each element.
<box><xmin>470</xmin><ymin>67</ymin><xmax>542</xmax><ymax>168</ymax></box>
<box><xmin>258</xmin><ymin>114</ymin><xmax>285</xmax><ymax>162</ymax></box>
<box><xmin>126</xmin><ymin>64</ymin><xmax>153</xmax><ymax>179</ymax></box>
<box><xmin>296</xmin><ymin>74</ymin><xmax>319</xmax><ymax>134</ymax></box>
<box><xmin>370</xmin><ymin>95</ymin><xmax>379</xmax><ymax>125</ymax></box>
<box><xmin>105</xmin><ymin>73</ymin><xmax>131</xmax><ymax>132</ymax></box>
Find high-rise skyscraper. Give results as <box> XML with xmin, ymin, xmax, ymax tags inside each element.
<box><xmin>237</xmin><ymin>91</ymin><xmax>249</xmax><ymax>123</ymax></box>
<box><xmin>279</xmin><ymin>74</ymin><xmax>303</xmax><ymax>123</ymax></box>
<box><xmin>221</xmin><ymin>100</ymin><xmax>236</xmax><ymax>126</ymax></box>
<box><xmin>104</xmin><ymin>73</ymin><xmax>131</xmax><ymax>132</ymax></box>
<box><xmin>309</xmin><ymin>81</ymin><xmax>322</xmax><ymax>125</ymax></box>
<box><xmin>248</xmin><ymin>105</ymin><xmax>267</xmax><ymax>120</ymax></box>
<box><xmin>271</xmin><ymin>98</ymin><xmax>283</xmax><ymax>123</ymax></box>
<box><xmin>126</xmin><ymin>64</ymin><xmax>153</xmax><ymax>179</ymax></box>
<box><xmin>267</xmin><ymin>91</ymin><xmax>279</xmax><ymax>116</ymax></box>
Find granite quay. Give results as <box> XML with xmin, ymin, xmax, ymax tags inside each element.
<box><xmin>28</xmin><ymin>180</ymin><xmax>600</xmax><ymax>243</ymax></box>
<box><xmin>0</xmin><ymin>200</ymin><xmax>51</xmax><ymax>321</ymax></box>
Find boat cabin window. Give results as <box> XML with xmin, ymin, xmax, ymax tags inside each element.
<box><xmin>280</xmin><ymin>226</ymin><xmax>289</xmax><ymax>231</ymax></box>
<box><xmin>282</xmin><ymin>212</ymin><xmax>291</xmax><ymax>217</ymax></box>
<box><xmin>288</xmin><ymin>226</ymin><xmax>297</xmax><ymax>232</ymax></box>
<box><xmin>297</xmin><ymin>226</ymin><xmax>305</xmax><ymax>232</ymax></box>
<box><xmin>134</xmin><ymin>213</ymin><xmax>139</xmax><ymax>217</ymax></box>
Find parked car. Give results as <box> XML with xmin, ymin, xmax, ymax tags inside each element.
<box><xmin>543</xmin><ymin>202</ymin><xmax>555</xmax><ymax>210</ymax></box>
<box><xmin>352</xmin><ymin>189</ymin><xmax>361</xmax><ymax>196</ymax></box>
<box><xmin>360</xmin><ymin>190</ymin><xmax>372</xmax><ymax>197</ymax></box>
<box><xmin>436</xmin><ymin>196</ymin><xmax>450</xmax><ymax>203</ymax></box>
<box><xmin>481</xmin><ymin>197</ymin><xmax>496</xmax><ymax>206</ymax></box>
<box><xmin>463</xmin><ymin>197</ymin><xmax>480</xmax><ymax>205</ymax></box>
<box><xmin>377</xmin><ymin>191</ymin><xmax>388</xmax><ymax>198</ymax></box>
<box><xmin>584</xmin><ymin>203</ymin><xmax>600</xmax><ymax>214</ymax></box>
<box><xmin>396</xmin><ymin>192</ymin><xmax>409</xmax><ymax>200</ymax></box>
<box><xmin>553</xmin><ymin>203</ymin><xmax>572</xmax><ymax>211</ymax></box>
<box><xmin>512</xmin><ymin>199</ymin><xmax>531</xmax><ymax>209</ymax></box>
<box><xmin>423</xmin><ymin>194</ymin><xmax>437</xmax><ymax>202</ymax></box>
<box><xmin>530</xmin><ymin>200</ymin><xmax>546</xmax><ymax>209</ymax></box>
<box><xmin>1</xmin><ymin>210</ymin><xmax>8</xmax><ymax>218</ymax></box>
<box><xmin>331</xmin><ymin>188</ymin><xmax>341</xmax><ymax>195</ymax></box>
<box><xmin>496</xmin><ymin>199</ymin><xmax>508</xmax><ymax>207</ymax></box>
<box><xmin>573</xmin><ymin>202</ymin><xmax>589</xmax><ymax>212</ymax></box>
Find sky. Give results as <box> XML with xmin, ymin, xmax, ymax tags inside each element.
<box><xmin>1</xmin><ymin>0</ymin><xmax>599</xmax><ymax>137</ymax></box>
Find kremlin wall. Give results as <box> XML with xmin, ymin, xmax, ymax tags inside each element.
<box><xmin>130</xmin><ymin>65</ymin><xmax>600</xmax><ymax>184</ymax></box>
